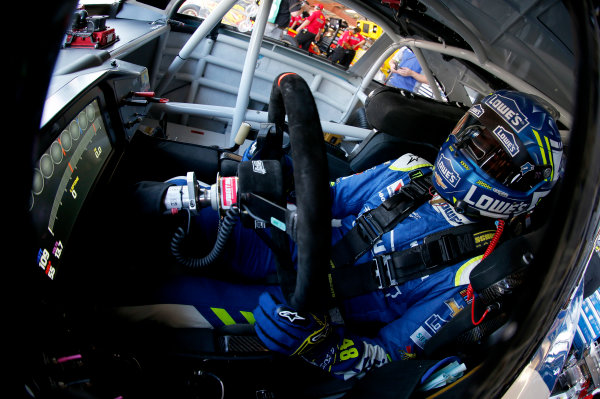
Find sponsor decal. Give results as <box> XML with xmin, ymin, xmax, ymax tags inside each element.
<box><xmin>410</xmin><ymin>326</ymin><xmax>432</xmax><ymax>349</ymax></box>
<box><xmin>463</xmin><ymin>185</ymin><xmax>528</xmax><ymax>215</ymax></box>
<box><xmin>492</xmin><ymin>126</ymin><xmax>520</xmax><ymax>157</ymax></box>
<box><xmin>459</xmin><ymin>288</ymin><xmax>472</xmax><ymax>304</ymax></box>
<box><xmin>220</xmin><ymin>176</ymin><xmax>238</xmax><ymax>209</ymax></box>
<box><xmin>434</xmin><ymin>171</ymin><xmax>447</xmax><ymax>190</ymax></box>
<box><xmin>469</xmin><ymin>104</ymin><xmax>484</xmax><ymax>118</ymax></box>
<box><xmin>431</xmin><ymin>194</ymin><xmax>471</xmax><ymax>226</ymax></box>
<box><xmin>483</xmin><ymin>93</ymin><xmax>529</xmax><ymax>132</ymax></box>
<box><xmin>492</xmin><ymin>187</ymin><xmax>509</xmax><ymax>198</ymax></box>
<box><xmin>445</xmin><ymin>299</ymin><xmax>463</xmax><ymax>318</ymax></box>
<box><xmin>436</xmin><ymin>154</ymin><xmax>461</xmax><ymax>188</ymax></box>
<box><xmin>476</xmin><ymin>180</ymin><xmax>492</xmax><ymax>189</ymax></box>
<box><xmin>521</xmin><ymin>162</ymin><xmax>535</xmax><ymax>175</ymax></box>
<box><xmin>317</xmin><ymin>347</ymin><xmax>336</xmax><ymax>368</ymax></box>
<box><xmin>252</xmin><ymin>160</ymin><xmax>267</xmax><ymax>174</ymax></box>
<box><xmin>386</xmin><ymin>179</ymin><xmax>405</xmax><ymax>197</ymax></box>
<box><xmin>425</xmin><ymin>314</ymin><xmax>450</xmax><ymax>333</ymax></box>
<box><xmin>473</xmin><ymin>231</ymin><xmax>496</xmax><ymax>247</ymax></box>
<box><xmin>400</xmin><ymin>346</ymin><xmax>416</xmax><ymax>360</ymax></box>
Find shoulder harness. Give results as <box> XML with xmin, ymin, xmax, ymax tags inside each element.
<box><xmin>328</xmin><ymin>171</ymin><xmax>497</xmax><ymax>300</ymax></box>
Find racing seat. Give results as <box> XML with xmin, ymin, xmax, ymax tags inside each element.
<box><xmin>346</xmin><ymin>86</ymin><xmax>468</xmax><ymax>172</ymax></box>
<box><xmin>423</xmin><ymin>232</ymin><xmax>541</xmax><ymax>359</ymax></box>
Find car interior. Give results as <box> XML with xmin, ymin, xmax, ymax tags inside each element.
<box><xmin>18</xmin><ymin>1</ymin><xmax>600</xmax><ymax>398</ymax></box>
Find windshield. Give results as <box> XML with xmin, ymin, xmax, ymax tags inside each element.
<box><xmin>175</xmin><ymin>0</ymin><xmax>385</xmax><ymax>70</ymax></box>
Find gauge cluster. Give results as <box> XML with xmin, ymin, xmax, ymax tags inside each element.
<box><xmin>31</xmin><ymin>97</ymin><xmax>113</xmax><ymax>281</ymax></box>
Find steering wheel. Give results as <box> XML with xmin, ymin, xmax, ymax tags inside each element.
<box><xmin>266</xmin><ymin>72</ymin><xmax>331</xmax><ymax>313</ymax></box>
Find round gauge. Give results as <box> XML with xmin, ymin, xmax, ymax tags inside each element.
<box><xmin>50</xmin><ymin>141</ymin><xmax>63</xmax><ymax>164</ymax></box>
<box><xmin>69</xmin><ymin>120</ymin><xmax>81</xmax><ymax>141</ymax></box>
<box><xmin>60</xmin><ymin>129</ymin><xmax>72</xmax><ymax>151</ymax></box>
<box><xmin>32</xmin><ymin>168</ymin><xmax>44</xmax><ymax>195</ymax></box>
<box><xmin>40</xmin><ymin>153</ymin><xmax>54</xmax><ymax>179</ymax></box>
<box><xmin>86</xmin><ymin>103</ymin><xmax>96</xmax><ymax>123</ymax></box>
<box><xmin>78</xmin><ymin>110</ymin><xmax>89</xmax><ymax>131</ymax></box>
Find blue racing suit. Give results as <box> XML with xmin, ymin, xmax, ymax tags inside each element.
<box><xmin>154</xmin><ymin>153</ymin><xmax>483</xmax><ymax>380</ymax></box>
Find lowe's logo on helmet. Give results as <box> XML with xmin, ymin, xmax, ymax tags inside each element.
<box><xmin>484</xmin><ymin>94</ymin><xmax>529</xmax><ymax>132</ymax></box>
<box><xmin>469</xmin><ymin>104</ymin><xmax>484</xmax><ymax>118</ymax></box>
<box><xmin>492</xmin><ymin>126</ymin><xmax>520</xmax><ymax>157</ymax></box>
<box><xmin>463</xmin><ymin>185</ymin><xmax>529</xmax><ymax>215</ymax></box>
<box><xmin>436</xmin><ymin>154</ymin><xmax>460</xmax><ymax>188</ymax></box>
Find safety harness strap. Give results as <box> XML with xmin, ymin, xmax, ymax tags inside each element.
<box><xmin>330</xmin><ymin>171</ymin><xmax>433</xmax><ymax>268</ymax></box>
<box><xmin>330</xmin><ymin>223</ymin><xmax>497</xmax><ymax>299</ymax></box>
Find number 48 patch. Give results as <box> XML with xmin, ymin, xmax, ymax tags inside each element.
<box><xmin>339</xmin><ymin>339</ymin><xmax>358</xmax><ymax>361</ymax></box>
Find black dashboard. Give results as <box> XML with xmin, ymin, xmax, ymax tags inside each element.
<box><xmin>32</xmin><ymin>96</ymin><xmax>113</xmax><ymax>281</ymax></box>
<box><xmin>31</xmin><ymin>61</ymin><xmax>152</xmax><ymax>285</ymax></box>
<box><xmin>29</xmin><ymin>56</ymin><xmax>222</xmax><ymax>292</ymax></box>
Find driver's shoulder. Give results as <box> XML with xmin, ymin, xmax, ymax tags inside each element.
<box><xmin>388</xmin><ymin>153</ymin><xmax>433</xmax><ymax>173</ymax></box>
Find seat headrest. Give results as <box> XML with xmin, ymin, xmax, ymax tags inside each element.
<box><xmin>364</xmin><ymin>86</ymin><xmax>467</xmax><ymax>143</ymax></box>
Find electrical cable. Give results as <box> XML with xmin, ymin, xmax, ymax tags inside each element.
<box><xmin>170</xmin><ymin>207</ymin><xmax>239</xmax><ymax>268</ymax></box>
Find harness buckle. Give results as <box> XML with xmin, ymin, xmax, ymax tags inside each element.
<box><xmin>356</xmin><ymin>213</ymin><xmax>383</xmax><ymax>245</ymax></box>
<box><xmin>373</xmin><ymin>254</ymin><xmax>397</xmax><ymax>289</ymax></box>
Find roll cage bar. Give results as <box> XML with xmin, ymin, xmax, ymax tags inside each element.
<box><xmin>154</xmin><ymin>0</ymin><xmax>571</xmax><ymax>147</ymax></box>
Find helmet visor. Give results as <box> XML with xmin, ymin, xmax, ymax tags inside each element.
<box><xmin>454</xmin><ymin>113</ymin><xmax>548</xmax><ymax>192</ymax></box>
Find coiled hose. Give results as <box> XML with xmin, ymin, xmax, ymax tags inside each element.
<box><xmin>170</xmin><ymin>207</ymin><xmax>240</xmax><ymax>269</ymax></box>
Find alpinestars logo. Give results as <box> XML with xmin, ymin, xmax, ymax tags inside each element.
<box><xmin>492</xmin><ymin>126</ymin><xmax>520</xmax><ymax>157</ymax></box>
<box><xmin>483</xmin><ymin>93</ymin><xmax>529</xmax><ymax>132</ymax></box>
<box><xmin>279</xmin><ymin>310</ymin><xmax>305</xmax><ymax>323</ymax></box>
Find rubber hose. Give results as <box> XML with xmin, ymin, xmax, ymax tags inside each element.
<box><xmin>347</xmin><ymin>107</ymin><xmax>370</xmax><ymax>129</ymax></box>
<box><xmin>170</xmin><ymin>207</ymin><xmax>239</xmax><ymax>268</ymax></box>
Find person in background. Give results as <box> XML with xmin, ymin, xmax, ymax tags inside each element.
<box><xmin>289</xmin><ymin>1</ymin><xmax>309</xmax><ymax>30</ymax></box>
<box><xmin>329</xmin><ymin>26</ymin><xmax>365</xmax><ymax>67</ymax></box>
<box><xmin>387</xmin><ymin>47</ymin><xmax>429</xmax><ymax>91</ymax></box>
<box><xmin>265</xmin><ymin>0</ymin><xmax>293</xmax><ymax>40</ymax></box>
<box><xmin>295</xmin><ymin>3</ymin><xmax>326</xmax><ymax>50</ymax></box>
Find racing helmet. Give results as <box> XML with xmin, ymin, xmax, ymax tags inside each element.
<box><xmin>315</xmin><ymin>3</ymin><xmax>324</xmax><ymax>9</ymax></box>
<box><xmin>432</xmin><ymin>90</ymin><xmax>563</xmax><ymax>219</ymax></box>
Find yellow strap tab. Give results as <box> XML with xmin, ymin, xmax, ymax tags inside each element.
<box><xmin>211</xmin><ymin>307</ymin><xmax>236</xmax><ymax>325</ymax></box>
<box><xmin>240</xmin><ymin>311</ymin><xmax>256</xmax><ymax>324</ymax></box>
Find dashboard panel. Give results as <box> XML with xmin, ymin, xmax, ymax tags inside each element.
<box><xmin>30</xmin><ymin>57</ymin><xmax>222</xmax><ymax>289</ymax></box>
<box><xmin>32</xmin><ymin>92</ymin><xmax>114</xmax><ymax>281</ymax></box>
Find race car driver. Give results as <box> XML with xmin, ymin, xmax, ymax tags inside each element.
<box><xmin>137</xmin><ymin>90</ymin><xmax>563</xmax><ymax>381</ymax></box>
